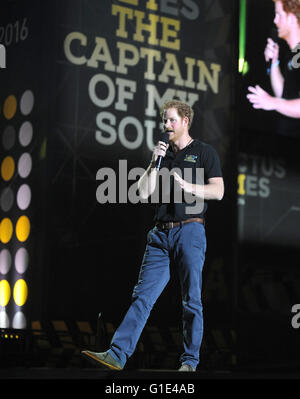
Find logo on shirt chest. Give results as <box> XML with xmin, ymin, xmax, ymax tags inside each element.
<box><xmin>184</xmin><ymin>154</ymin><xmax>198</xmax><ymax>163</ymax></box>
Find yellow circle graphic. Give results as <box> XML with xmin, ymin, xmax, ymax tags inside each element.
<box><xmin>0</xmin><ymin>218</ymin><xmax>13</xmax><ymax>244</ymax></box>
<box><xmin>13</xmin><ymin>279</ymin><xmax>28</xmax><ymax>306</ymax></box>
<box><xmin>16</xmin><ymin>215</ymin><xmax>31</xmax><ymax>242</ymax></box>
<box><xmin>1</xmin><ymin>156</ymin><xmax>15</xmax><ymax>181</ymax></box>
<box><xmin>3</xmin><ymin>95</ymin><xmax>17</xmax><ymax>120</ymax></box>
<box><xmin>0</xmin><ymin>280</ymin><xmax>11</xmax><ymax>307</ymax></box>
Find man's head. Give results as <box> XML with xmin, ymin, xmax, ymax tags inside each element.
<box><xmin>273</xmin><ymin>0</ymin><xmax>300</xmax><ymax>41</ymax></box>
<box><xmin>160</xmin><ymin>100</ymin><xmax>194</xmax><ymax>143</ymax></box>
<box><xmin>160</xmin><ymin>100</ymin><xmax>194</xmax><ymax>129</ymax></box>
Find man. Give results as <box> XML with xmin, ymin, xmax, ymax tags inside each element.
<box><xmin>247</xmin><ymin>0</ymin><xmax>300</xmax><ymax>134</ymax></box>
<box><xmin>82</xmin><ymin>100</ymin><xmax>224</xmax><ymax>372</ymax></box>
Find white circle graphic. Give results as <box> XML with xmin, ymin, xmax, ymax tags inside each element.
<box><xmin>0</xmin><ymin>310</ymin><xmax>10</xmax><ymax>328</ymax></box>
<box><xmin>15</xmin><ymin>247</ymin><xmax>29</xmax><ymax>274</ymax></box>
<box><xmin>12</xmin><ymin>311</ymin><xmax>27</xmax><ymax>329</ymax></box>
<box><xmin>17</xmin><ymin>184</ymin><xmax>31</xmax><ymax>210</ymax></box>
<box><xmin>19</xmin><ymin>121</ymin><xmax>33</xmax><ymax>147</ymax></box>
<box><xmin>20</xmin><ymin>90</ymin><xmax>34</xmax><ymax>115</ymax></box>
<box><xmin>18</xmin><ymin>153</ymin><xmax>32</xmax><ymax>178</ymax></box>
<box><xmin>0</xmin><ymin>249</ymin><xmax>12</xmax><ymax>275</ymax></box>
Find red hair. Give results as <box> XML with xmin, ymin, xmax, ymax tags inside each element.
<box><xmin>273</xmin><ymin>0</ymin><xmax>300</xmax><ymax>23</ymax></box>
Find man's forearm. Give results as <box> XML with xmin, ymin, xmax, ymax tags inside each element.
<box><xmin>272</xmin><ymin>97</ymin><xmax>300</xmax><ymax>118</ymax></box>
<box><xmin>191</xmin><ymin>182</ymin><xmax>224</xmax><ymax>201</ymax></box>
<box><xmin>138</xmin><ymin>164</ymin><xmax>158</xmax><ymax>199</ymax></box>
<box><xmin>270</xmin><ymin>65</ymin><xmax>284</xmax><ymax>98</ymax></box>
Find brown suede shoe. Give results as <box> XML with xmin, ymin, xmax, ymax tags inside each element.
<box><xmin>81</xmin><ymin>350</ymin><xmax>123</xmax><ymax>370</ymax></box>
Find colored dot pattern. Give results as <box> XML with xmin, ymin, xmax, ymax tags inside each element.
<box><xmin>1</xmin><ymin>156</ymin><xmax>15</xmax><ymax>181</ymax></box>
<box><xmin>0</xmin><ymin>90</ymin><xmax>34</xmax><ymax>329</ymax></box>
<box><xmin>3</xmin><ymin>95</ymin><xmax>17</xmax><ymax>120</ymax></box>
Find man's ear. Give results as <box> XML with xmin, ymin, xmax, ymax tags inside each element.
<box><xmin>183</xmin><ymin>116</ymin><xmax>189</xmax><ymax>127</ymax></box>
<box><xmin>288</xmin><ymin>12</ymin><xmax>297</xmax><ymax>27</ymax></box>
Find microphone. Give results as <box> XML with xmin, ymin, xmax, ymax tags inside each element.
<box><xmin>155</xmin><ymin>131</ymin><xmax>169</xmax><ymax>171</ymax></box>
<box><xmin>267</xmin><ymin>27</ymin><xmax>279</xmax><ymax>75</ymax></box>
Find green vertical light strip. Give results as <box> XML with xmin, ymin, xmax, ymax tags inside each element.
<box><xmin>239</xmin><ymin>0</ymin><xmax>249</xmax><ymax>75</ymax></box>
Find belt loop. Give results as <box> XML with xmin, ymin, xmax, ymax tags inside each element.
<box><xmin>171</xmin><ymin>222</ymin><xmax>173</xmax><ymax>229</ymax></box>
<box><xmin>180</xmin><ymin>221</ymin><xmax>182</xmax><ymax>228</ymax></box>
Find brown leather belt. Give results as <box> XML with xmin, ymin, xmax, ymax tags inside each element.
<box><xmin>156</xmin><ymin>218</ymin><xmax>204</xmax><ymax>230</ymax></box>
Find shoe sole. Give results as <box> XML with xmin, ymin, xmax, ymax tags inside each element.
<box><xmin>81</xmin><ymin>351</ymin><xmax>122</xmax><ymax>371</ymax></box>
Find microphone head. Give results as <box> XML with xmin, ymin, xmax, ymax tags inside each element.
<box><xmin>160</xmin><ymin>131</ymin><xmax>170</xmax><ymax>144</ymax></box>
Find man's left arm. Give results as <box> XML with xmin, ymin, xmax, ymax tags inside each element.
<box><xmin>173</xmin><ymin>174</ymin><xmax>224</xmax><ymax>201</ymax></box>
<box><xmin>203</xmin><ymin>177</ymin><xmax>224</xmax><ymax>200</ymax></box>
<box><xmin>247</xmin><ymin>85</ymin><xmax>300</xmax><ymax>118</ymax></box>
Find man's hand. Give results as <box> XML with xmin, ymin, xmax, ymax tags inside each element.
<box><xmin>173</xmin><ymin>172</ymin><xmax>194</xmax><ymax>194</ymax></box>
<box><xmin>152</xmin><ymin>140</ymin><xmax>169</xmax><ymax>163</ymax></box>
<box><xmin>247</xmin><ymin>85</ymin><xmax>276</xmax><ymax>110</ymax></box>
<box><xmin>173</xmin><ymin>173</ymin><xmax>224</xmax><ymax>200</ymax></box>
<box><xmin>265</xmin><ymin>38</ymin><xmax>279</xmax><ymax>63</ymax></box>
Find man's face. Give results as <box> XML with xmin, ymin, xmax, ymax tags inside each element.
<box><xmin>163</xmin><ymin>107</ymin><xmax>187</xmax><ymax>142</ymax></box>
<box><xmin>274</xmin><ymin>1</ymin><xmax>289</xmax><ymax>39</ymax></box>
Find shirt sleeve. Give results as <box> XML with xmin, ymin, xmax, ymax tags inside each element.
<box><xmin>202</xmin><ymin>144</ymin><xmax>223</xmax><ymax>179</ymax></box>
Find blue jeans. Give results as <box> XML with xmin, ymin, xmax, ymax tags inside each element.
<box><xmin>108</xmin><ymin>221</ymin><xmax>207</xmax><ymax>369</ymax></box>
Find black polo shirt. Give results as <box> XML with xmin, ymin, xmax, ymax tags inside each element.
<box><xmin>153</xmin><ymin>139</ymin><xmax>222</xmax><ymax>222</ymax></box>
<box><xmin>278</xmin><ymin>44</ymin><xmax>300</xmax><ymax>138</ymax></box>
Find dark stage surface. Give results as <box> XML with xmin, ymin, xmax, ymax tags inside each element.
<box><xmin>1</xmin><ymin>367</ymin><xmax>300</xmax><ymax>380</ymax></box>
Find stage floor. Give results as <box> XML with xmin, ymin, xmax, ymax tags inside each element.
<box><xmin>0</xmin><ymin>367</ymin><xmax>300</xmax><ymax>380</ymax></box>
